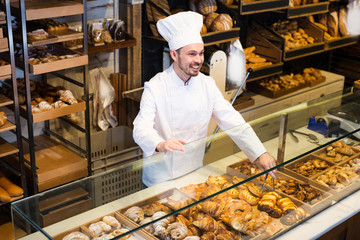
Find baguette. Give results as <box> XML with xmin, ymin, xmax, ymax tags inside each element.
<box><xmin>327</xmin><ymin>10</ymin><xmax>339</xmax><ymax>37</ymax></box>
<box><xmin>339</xmin><ymin>6</ymin><xmax>347</xmax><ymax>37</ymax></box>
<box><xmin>0</xmin><ymin>172</ymin><xmax>24</xmax><ymax>197</ymax></box>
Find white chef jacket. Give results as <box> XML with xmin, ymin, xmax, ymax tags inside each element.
<box><xmin>133</xmin><ymin>64</ymin><xmax>266</xmax><ymax>186</ymax></box>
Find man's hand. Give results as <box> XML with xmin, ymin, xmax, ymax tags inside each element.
<box><xmin>156</xmin><ymin>138</ymin><xmax>186</xmax><ymax>153</ymax></box>
<box><xmin>253</xmin><ymin>152</ymin><xmax>277</xmax><ymax>179</ymax></box>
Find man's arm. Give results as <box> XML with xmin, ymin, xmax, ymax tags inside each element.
<box><xmin>253</xmin><ymin>152</ymin><xmax>277</xmax><ymax>179</ymax></box>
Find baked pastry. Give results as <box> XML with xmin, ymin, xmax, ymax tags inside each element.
<box><xmin>27</xmin><ymin>29</ymin><xmax>49</xmax><ymax>40</ymax></box>
<box><xmin>139</xmin><ymin>217</ymin><xmax>155</xmax><ymax>234</ymax></box>
<box><xmin>209</xmin><ymin>13</ymin><xmax>233</xmax><ymax>32</ymax></box>
<box><xmin>62</xmin><ymin>231</ymin><xmax>90</xmax><ymax>240</ymax></box>
<box><xmin>197</xmin><ymin>0</ymin><xmax>217</xmax><ymax>15</ymax></box>
<box><xmin>58</xmin><ymin>90</ymin><xmax>78</xmax><ymax>105</ymax></box>
<box><xmin>124</xmin><ymin>206</ymin><xmax>144</xmax><ymax>223</ymax></box>
<box><xmin>167</xmin><ymin>222</ymin><xmax>188</xmax><ymax>239</ymax></box>
<box><xmin>193</xmin><ymin>214</ymin><xmax>220</xmax><ymax>232</ymax></box>
<box><xmin>217</xmin><ymin>0</ymin><xmax>234</xmax><ymax>6</ymax></box>
<box><xmin>152</xmin><ymin>211</ymin><xmax>171</xmax><ymax>238</ymax></box>
<box><xmin>204</xmin><ymin>12</ymin><xmax>219</xmax><ymax>29</ymax></box>
<box><xmin>143</xmin><ymin>201</ymin><xmax>169</xmax><ymax>216</ymax></box>
<box><xmin>0</xmin><ymin>111</ymin><xmax>7</xmax><ymax>127</ymax></box>
<box><xmin>102</xmin><ymin>216</ymin><xmax>120</xmax><ymax>229</ymax></box>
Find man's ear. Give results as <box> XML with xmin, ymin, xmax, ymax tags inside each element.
<box><xmin>170</xmin><ymin>49</ymin><xmax>177</xmax><ymax>61</ymax></box>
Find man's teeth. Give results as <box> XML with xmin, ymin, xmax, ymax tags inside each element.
<box><xmin>192</xmin><ymin>66</ymin><xmax>199</xmax><ymax>69</ymax></box>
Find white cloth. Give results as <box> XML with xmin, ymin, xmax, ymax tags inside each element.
<box><xmin>156</xmin><ymin>11</ymin><xmax>203</xmax><ymax>50</ymax></box>
<box><xmin>133</xmin><ymin>65</ymin><xmax>266</xmax><ymax>187</ymax></box>
<box><xmin>226</xmin><ymin>39</ymin><xmax>246</xmax><ymax>87</ymax></box>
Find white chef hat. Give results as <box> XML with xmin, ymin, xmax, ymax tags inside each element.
<box><xmin>156</xmin><ymin>11</ymin><xmax>204</xmax><ymax>50</ymax></box>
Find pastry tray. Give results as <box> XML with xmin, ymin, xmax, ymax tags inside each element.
<box><xmin>297</xmin><ymin>159</ymin><xmax>360</xmax><ymax>201</ymax></box>
<box><xmin>312</xmin><ymin>145</ymin><xmax>360</xmax><ymax>165</ymax></box>
<box><xmin>53</xmin><ymin>226</ymin><xmax>91</xmax><ymax>240</ymax></box>
<box><xmin>82</xmin><ymin>211</ymin><xmax>156</xmax><ymax>240</ymax></box>
<box><xmin>246</xmin><ymin>79</ymin><xmax>307</xmax><ymax>98</ymax></box>
<box><xmin>117</xmin><ymin>188</ymin><xmax>194</xmax><ymax>239</ymax></box>
<box><xmin>226</xmin><ymin>159</ymin><xmax>333</xmax><ymax>214</ymax></box>
<box><xmin>282</xmin><ymin>154</ymin><xmax>335</xmax><ymax>182</ymax></box>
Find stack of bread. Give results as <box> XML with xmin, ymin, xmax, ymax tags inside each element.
<box><xmin>30</xmin><ymin>19</ymin><xmax>69</xmax><ymax>33</ymax></box>
<box><xmin>244</xmin><ymin>46</ymin><xmax>273</xmax><ymax>70</ymax></box>
<box><xmin>0</xmin><ymin>171</ymin><xmax>24</xmax><ymax>203</ymax></box>
<box><xmin>271</xmin><ymin>20</ymin><xmax>315</xmax><ymax>50</ymax></box>
<box><xmin>308</xmin><ymin>6</ymin><xmax>348</xmax><ymax>40</ymax></box>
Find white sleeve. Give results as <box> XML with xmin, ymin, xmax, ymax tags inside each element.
<box><xmin>133</xmin><ymin>83</ymin><xmax>164</xmax><ymax>156</ymax></box>
<box><xmin>209</xmin><ymin>79</ymin><xmax>266</xmax><ymax>162</ymax></box>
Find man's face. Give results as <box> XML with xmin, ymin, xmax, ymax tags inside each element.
<box><xmin>173</xmin><ymin>43</ymin><xmax>204</xmax><ymax>81</ymax></box>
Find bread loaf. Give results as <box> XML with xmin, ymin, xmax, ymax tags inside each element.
<box><xmin>197</xmin><ymin>0</ymin><xmax>217</xmax><ymax>15</ymax></box>
<box><xmin>0</xmin><ymin>111</ymin><xmax>7</xmax><ymax>127</ymax></box>
<box><xmin>339</xmin><ymin>6</ymin><xmax>347</xmax><ymax>37</ymax></box>
<box><xmin>204</xmin><ymin>12</ymin><xmax>219</xmax><ymax>28</ymax></box>
<box><xmin>217</xmin><ymin>0</ymin><xmax>234</xmax><ymax>6</ymax></box>
<box><xmin>188</xmin><ymin>0</ymin><xmax>198</xmax><ymax>12</ymax></box>
<box><xmin>146</xmin><ymin>0</ymin><xmax>170</xmax><ymax>36</ymax></box>
<box><xmin>328</xmin><ymin>10</ymin><xmax>339</xmax><ymax>37</ymax></box>
<box><xmin>209</xmin><ymin>13</ymin><xmax>233</xmax><ymax>32</ymax></box>
<box><xmin>0</xmin><ymin>172</ymin><xmax>24</xmax><ymax>197</ymax></box>
<box><xmin>0</xmin><ymin>187</ymin><xmax>11</xmax><ymax>203</ymax></box>
<box><xmin>200</xmin><ymin>23</ymin><xmax>207</xmax><ymax>34</ymax></box>
<box><xmin>318</xmin><ymin>13</ymin><xmax>328</xmax><ymax>28</ymax></box>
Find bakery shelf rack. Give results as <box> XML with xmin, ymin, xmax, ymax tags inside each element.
<box><xmin>12</xmin><ymin>0</ymin><xmax>91</xmax><ymax>195</ymax></box>
<box><xmin>286</xmin><ymin>2</ymin><xmax>330</xmax><ymax>19</ymax></box>
<box><xmin>0</xmin><ymin>0</ymin><xmax>28</xmax><ymax>202</ymax></box>
<box><xmin>227</xmin><ymin>0</ymin><xmax>290</xmax><ymax>15</ymax></box>
<box><xmin>87</xmin><ymin>36</ymin><xmax>137</xmax><ymax>55</ymax></box>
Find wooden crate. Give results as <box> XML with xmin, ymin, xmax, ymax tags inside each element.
<box><xmin>246</xmin><ymin>27</ymin><xmax>284</xmax><ymax>81</ymax></box>
<box><xmin>53</xmin><ymin>226</ymin><xmax>91</xmax><ymax>240</ymax></box>
<box><xmin>247</xmin><ymin>80</ymin><xmax>307</xmax><ymax>98</ymax></box>
<box><xmin>312</xmin><ymin>145</ymin><xmax>360</xmax><ymax>165</ymax></box>
<box><xmin>29</xmin><ymin>55</ymin><xmax>88</xmax><ymax>75</ymax></box>
<box><xmin>250</xmin><ymin>18</ymin><xmax>324</xmax><ymax>61</ymax></box>
<box><xmin>228</xmin><ymin>0</ymin><xmax>289</xmax><ymax>15</ymax></box>
<box><xmin>0</xmin><ymin>38</ymin><xmax>8</xmax><ymax>50</ymax></box>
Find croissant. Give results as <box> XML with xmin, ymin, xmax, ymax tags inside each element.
<box><xmin>58</xmin><ymin>89</ymin><xmax>78</xmax><ymax>105</ymax></box>
<box><xmin>193</xmin><ymin>215</ymin><xmax>220</xmax><ymax>232</ymax></box>
<box><xmin>238</xmin><ymin>189</ymin><xmax>260</xmax><ymax>206</ymax></box>
<box><xmin>164</xmin><ymin>198</ymin><xmax>193</xmax><ymax>211</ymax></box>
<box><xmin>197</xmin><ymin>200</ymin><xmax>224</xmax><ymax>218</ymax></box>
<box><xmin>152</xmin><ymin>211</ymin><xmax>171</xmax><ymax>237</ymax></box>
<box><xmin>124</xmin><ymin>206</ymin><xmax>144</xmax><ymax>223</ymax></box>
<box><xmin>187</xmin><ymin>224</ymin><xmax>201</xmax><ymax>237</ymax></box>
<box><xmin>139</xmin><ymin>217</ymin><xmax>155</xmax><ymax>234</ymax></box>
<box><xmin>331</xmin><ymin>140</ymin><xmax>346</xmax><ymax>148</ymax></box>
<box><xmin>277</xmin><ymin>198</ymin><xmax>297</xmax><ymax>214</ymax></box>
<box><xmin>143</xmin><ymin>201</ymin><xmax>169</xmax><ymax>216</ymax></box>
<box><xmin>206</xmin><ymin>176</ymin><xmax>228</xmax><ymax>186</ymax></box>
<box><xmin>102</xmin><ymin>216</ymin><xmax>120</xmax><ymax>229</ymax></box>
<box><xmin>167</xmin><ymin>222</ymin><xmax>188</xmax><ymax>240</ymax></box>
<box><xmin>215</xmin><ymin>228</ymin><xmax>240</xmax><ymax>240</ymax></box>
<box><xmin>200</xmin><ymin>184</ymin><xmax>222</xmax><ymax>199</ymax></box>
<box><xmin>251</xmin><ymin>212</ymin><xmax>270</xmax><ymax>234</ymax></box>
<box><xmin>335</xmin><ymin>146</ymin><xmax>355</xmax><ymax>156</ymax></box>
<box><xmin>176</xmin><ymin>215</ymin><xmax>192</xmax><ymax>227</ymax></box>
<box><xmin>38</xmin><ymin>101</ymin><xmax>53</xmax><ymax>111</ymax></box>
<box><xmin>52</xmin><ymin>100</ymin><xmax>68</xmax><ymax>108</ymax></box>
<box><xmin>221</xmin><ymin>213</ymin><xmax>251</xmax><ymax>234</ymax></box>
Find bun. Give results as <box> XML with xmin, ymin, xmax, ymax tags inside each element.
<box><xmin>197</xmin><ymin>0</ymin><xmax>217</xmax><ymax>15</ymax></box>
<box><xmin>0</xmin><ymin>111</ymin><xmax>7</xmax><ymax>127</ymax></box>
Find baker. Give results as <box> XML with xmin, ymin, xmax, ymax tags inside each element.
<box><xmin>133</xmin><ymin>11</ymin><xmax>276</xmax><ymax>187</ymax></box>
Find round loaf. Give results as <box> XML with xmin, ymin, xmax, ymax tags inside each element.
<box><xmin>204</xmin><ymin>12</ymin><xmax>219</xmax><ymax>29</ymax></box>
<box><xmin>209</xmin><ymin>13</ymin><xmax>233</xmax><ymax>32</ymax></box>
<box><xmin>197</xmin><ymin>0</ymin><xmax>217</xmax><ymax>15</ymax></box>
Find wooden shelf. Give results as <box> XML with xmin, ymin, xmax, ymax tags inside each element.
<box><xmin>325</xmin><ymin>35</ymin><xmax>360</xmax><ymax>51</ymax></box>
<box><xmin>87</xmin><ymin>37</ymin><xmax>136</xmax><ymax>54</ymax></box>
<box><xmin>21</xmin><ymin>135</ymin><xmax>87</xmax><ymax>192</ymax></box>
<box><xmin>21</xmin><ymin>29</ymin><xmax>84</xmax><ymax>47</ymax></box>
<box><xmin>229</xmin><ymin>0</ymin><xmax>289</xmax><ymax>15</ymax></box>
<box><xmin>20</xmin><ymin>99</ymin><xmax>85</xmax><ymax>123</ymax></box>
<box><xmin>287</xmin><ymin>2</ymin><xmax>330</xmax><ymax>19</ymax></box>
<box><xmin>0</xmin><ymin>121</ymin><xmax>16</xmax><ymax>133</ymax></box>
<box><xmin>11</xmin><ymin>0</ymin><xmax>84</xmax><ymax>21</ymax></box>
<box><xmin>0</xmin><ymin>95</ymin><xmax>13</xmax><ymax>107</ymax></box>
<box><xmin>0</xmin><ymin>137</ymin><xmax>19</xmax><ymax>158</ymax></box>
<box><xmin>147</xmin><ymin>28</ymin><xmax>240</xmax><ymax>47</ymax></box>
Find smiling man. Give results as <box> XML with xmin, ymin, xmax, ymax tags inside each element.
<box><xmin>133</xmin><ymin>11</ymin><xmax>276</xmax><ymax>187</ymax></box>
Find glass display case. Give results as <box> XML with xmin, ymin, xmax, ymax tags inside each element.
<box><xmin>11</xmin><ymin>88</ymin><xmax>360</xmax><ymax>240</ymax></box>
